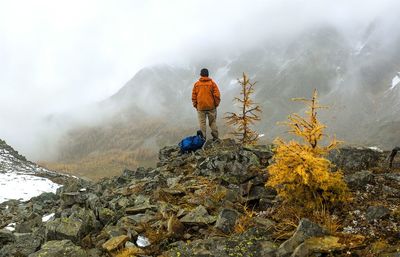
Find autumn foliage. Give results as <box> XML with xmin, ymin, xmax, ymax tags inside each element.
<box><xmin>267</xmin><ymin>89</ymin><xmax>349</xmax><ymax>210</ymax></box>
<box><xmin>225</xmin><ymin>73</ymin><xmax>262</xmax><ymax>145</ymax></box>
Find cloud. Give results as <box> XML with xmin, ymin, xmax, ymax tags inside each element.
<box><xmin>0</xmin><ymin>0</ymin><xmax>399</xmax><ymax>159</ymax></box>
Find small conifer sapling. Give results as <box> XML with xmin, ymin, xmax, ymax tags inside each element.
<box><xmin>225</xmin><ymin>73</ymin><xmax>262</xmax><ymax>145</ymax></box>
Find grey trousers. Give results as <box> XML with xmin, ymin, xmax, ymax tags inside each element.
<box><xmin>197</xmin><ymin>109</ymin><xmax>218</xmax><ymax>139</ymax></box>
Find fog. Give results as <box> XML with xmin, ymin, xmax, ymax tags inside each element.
<box><xmin>0</xmin><ymin>0</ymin><xmax>399</xmax><ymax>160</ymax></box>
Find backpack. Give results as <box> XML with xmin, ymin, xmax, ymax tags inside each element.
<box><xmin>179</xmin><ymin>130</ymin><xmax>205</xmax><ymax>153</ymax></box>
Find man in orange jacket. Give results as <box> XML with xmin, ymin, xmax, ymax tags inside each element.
<box><xmin>192</xmin><ymin>68</ymin><xmax>221</xmax><ymax>141</ymax></box>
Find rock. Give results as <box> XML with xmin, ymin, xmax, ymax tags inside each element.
<box><xmin>243</xmin><ymin>145</ymin><xmax>274</xmax><ymax>166</ymax></box>
<box><xmin>239</xmin><ymin>149</ymin><xmax>260</xmax><ymax>167</ymax></box>
<box><xmin>214</xmin><ymin>209</ymin><xmax>239</xmax><ymax>234</ymax></box>
<box><xmin>46</xmin><ymin>217</ymin><xmax>83</xmax><ymax>243</ymax></box>
<box><xmin>123</xmin><ymin>213</ymin><xmax>155</xmax><ymax>224</ymax></box>
<box><xmin>125</xmin><ymin>204</ymin><xmax>157</xmax><ymax>215</ymax></box>
<box><xmin>180</xmin><ymin>205</ymin><xmax>217</xmax><ymax>225</ymax></box>
<box><xmin>102</xmin><ymin>225</ymin><xmax>129</xmax><ymax>238</ymax></box>
<box><xmin>61</xmin><ymin>192</ymin><xmax>81</xmax><ymax>207</ymax></box>
<box><xmin>70</xmin><ymin>208</ymin><xmax>100</xmax><ymax>236</ymax></box>
<box><xmin>344</xmin><ymin>170</ymin><xmax>374</xmax><ymax>188</ymax></box>
<box><xmin>102</xmin><ymin>235</ymin><xmax>129</xmax><ymax>252</ymax></box>
<box><xmin>385</xmin><ymin>173</ymin><xmax>400</xmax><ymax>183</ymax></box>
<box><xmin>98</xmin><ymin>207</ymin><xmax>115</xmax><ymax>225</ymax></box>
<box><xmin>4</xmin><ymin>232</ymin><xmax>42</xmax><ymax>257</ymax></box>
<box><xmin>30</xmin><ymin>192</ymin><xmax>59</xmax><ymax>204</ymax></box>
<box><xmin>167</xmin><ymin>176</ymin><xmax>182</xmax><ymax>187</ymax></box>
<box><xmin>86</xmin><ymin>193</ymin><xmax>101</xmax><ymax>211</ymax></box>
<box><xmin>134</xmin><ymin>195</ymin><xmax>151</xmax><ymax>206</ymax></box>
<box><xmin>366</xmin><ymin>206</ymin><xmax>390</xmax><ymax>221</ymax></box>
<box><xmin>253</xmin><ymin>217</ymin><xmax>275</xmax><ymax>230</ymax></box>
<box><xmin>164</xmin><ymin>227</ymin><xmax>277</xmax><ymax>257</ymax></box>
<box><xmin>0</xmin><ymin>229</ymin><xmax>15</xmax><ymax>247</ymax></box>
<box><xmin>259</xmin><ymin>241</ymin><xmax>279</xmax><ymax>257</ymax></box>
<box><xmin>382</xmin><ymin>185</ymin><xmax>400</xmax><ymax>196</ymax></box>
<box><xmin>291</xmin><ymin>236</ymin><xmax>345</xmax><ymax>257</ymax></box>
<box><xmin>276</xmin><ymin>218</ymin><xmax>327</xmax><ymax>257</ymax></box>
<box><xmin>15</xmin><ymin>212</ymin><xmax>42</xmax><ymax>233</ymax></box>
<box><xmin>159</xmin><ymin>145</ymin><xmax>180</xmax><ymax>162</ymax></box>
<box><xmin>167</xmin><ymin>215</ymin><xmax>185</xmax><ymax>238</ymax></box>
<box><xmin>328</xmin><ymin>147</ymin><xmax>382</xmax><ymax>171</ymax></box>
<box><xmin>28</xmin><ymin>240</ymin><xmax>88</xmax><ymax>257</ymax></box>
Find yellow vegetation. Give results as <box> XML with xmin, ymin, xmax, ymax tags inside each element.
<box><xmin>114</xmin><ymin>247</ymin><xmax>144</xmax><ymax>257</ymax></box>
<box><xmin>234</xmin><ymin>205</ymin><xmax>256</xmax><ymax>234</ymax></box>
<box><xmin>225</xmin><ymin>73</ymin><xmax>262</xmax><ymax>145</ymax></box>
<box><xmin>267</xmin><ymin>89</ymin><xmax>349</xmax><ymax>210</ymax></box>
<box><xmin>39</xmin><ymin>149</ymin><xmax>154</xmax><ymax>180</ymax></box>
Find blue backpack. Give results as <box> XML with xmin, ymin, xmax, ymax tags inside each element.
<box><xmin>179</xmin><ymin>130</ymin><xmax>205</xmax><ymax>153</ymax></box>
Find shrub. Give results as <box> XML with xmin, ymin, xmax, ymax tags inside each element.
<box><xmin>266</xmin><ymin>89</ymin><xmax>349</xmax><ymax>210</ymax></box>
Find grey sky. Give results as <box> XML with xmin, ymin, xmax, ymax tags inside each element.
<box><xmin>0</xmin><ymin>0</ymin><xmax>399</xmax><ymax>158</ymax></box>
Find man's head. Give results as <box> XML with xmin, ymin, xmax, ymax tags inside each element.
<box><xmin>200</xmin><ymin>68</ymin><xmax>209</xmax><ymax>77</ymax></box>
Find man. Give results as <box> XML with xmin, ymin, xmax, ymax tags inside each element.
<box><xmin>192</xmin><ymin>68</ymin><xmax>221</xmax><ymax>141</ymax></box>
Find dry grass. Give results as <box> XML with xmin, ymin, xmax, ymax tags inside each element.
<box><xmin>114</xmin><ymin>247</ymin><xmax>144</xmax><ymax>257</ymax></box>
<box><xmin>39</xmin><ymin>149</ymin><xmax>145</xmax><ymax>180</ymax></box>
<box><xmin>311</xmin><ymin>206</ymin><xmax>341</xmax><ymax>234</ymax></box>
<box><xmin>234</xmin><ymin>205</ymin><xmax>256</xmax><ymax>234</ymax></box>
<box><xmin>270</xmin><ymin>205</ymin><xmax>302</xmax><ymax>241</ymax></box>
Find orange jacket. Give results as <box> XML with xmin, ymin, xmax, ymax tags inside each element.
<box><xmin>192</xmin><ymin>77</ymin><xmax>221</xmax><ymax>111</ymax></box>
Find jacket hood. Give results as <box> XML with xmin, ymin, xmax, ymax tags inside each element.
<box><xmin>199</xmin><ymin>77</ymin><xmax>212</xmax><ymax>82</ymax></box>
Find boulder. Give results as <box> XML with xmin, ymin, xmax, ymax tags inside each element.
<box><xmin>180</xmin><ymin>205</ymin><xmax>216</xmax><ymax>225</ymax></box>
<box><xmin>28</xmin><ymin>240</ymin><xmax>88</xmax><ymax>257</ymax></box>
<box><xmin>46</xmin><ymin>218</ymin><xmax>83</xmax><ymax>243</ymax></box>
<box><xmin>243</xmin><ymin>145</ymin><xmax>274</xmax><ymax>166</ymax></box>
<box><xmin>98</xmin><ymin>207</ymin><xmax>115</xmax><ymax>225</ymax></box>
<box><xmin>328</xmin><ymin>147</ymin><xmax>382</xmax><ymax>171</ymax></box>
<box><xmin>214</xmin><ymin>209</ymin><xmax>240</xmax><ymax>234</ymax></box>
<box><xmin>1</xmin><ymin>232</ymin><xmax>42</xmax><ymax>257</ymax></box>
<box><xmin>102</xmin><ymin>235</ymin><xmax>129</xmax><ymax>252</ymax></box>
<box><xmin>276</xmin><ymin>218</ymin><xmax>327</xmax><ymax>257</ymax></box>
<box><xmin>0</xmin><ymin>229</ymin><xmax>15</xmax><ymax>247</ymax></box>
<box><xmin>291</xmin><ymin>236</ymin><xmax>345</xmax><ymax>257</ymax></box>
<box><xmin>15</xmin><ymin>212</ymin><xmax>42</xmax><ymax>233</ymax></box>
<box><xmin>366</xmin><ymin>206</ymin><xmax>390</xmax><ymax>221</ymax></box>
<box><xmin>344</xmin><ymin>170</ymin><xmax>374</xmax><ymax>188</ymax></box>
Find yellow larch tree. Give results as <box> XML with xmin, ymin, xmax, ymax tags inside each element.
<box><xmin>267</xmin><ymin>89</ymin><xmax>349</xmax><ymax>210</ymax></box>
<box><xmin>225</xmin><ymin>73</ymin><xmax>262</xmax><ymax>145</ymax></box>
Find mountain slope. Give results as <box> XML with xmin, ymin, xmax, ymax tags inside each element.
<box><xmin>45</xmin><ymin>22</ymin><xmax>400</xmax><ymax>177</ymax></box>
<box><xmin>0</xmin><ymin>139</ymin><xmax>71</xmax><ymax>203</ymax></box>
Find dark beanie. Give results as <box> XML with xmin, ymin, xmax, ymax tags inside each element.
<box><xmin>200</xmin><ymin>68</ymin><xmax>209</xmax><ymax>77</ymax></box>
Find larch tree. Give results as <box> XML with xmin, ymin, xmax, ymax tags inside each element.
<box><xmin>225</xmin><ymin>73</ymin><xmax>262</xmax><ymax>145</ymax></box>
<box><xmin>266</xmin><ymin>89</ymin><xmax>349</xmax><ymax>210</ymax></box>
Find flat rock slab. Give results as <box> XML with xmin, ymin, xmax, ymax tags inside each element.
<box><xmin>125</xmin><ymin>204</ymin><xmax>157</xmax><ymax>215</ymax></box>
<box><xmin>180</xmin><ymin>205</ymin><xmax>216</xmax><ymax>225</ymax></box>
<box><xmin>102</xmin><ymin>235</ymin><xmax>130</xmax><ymax>252</ymax></box>
<box><xmin>29</xmin><ymin>240</ymin><xmax>88</xmax><ymax>257</ymax></box>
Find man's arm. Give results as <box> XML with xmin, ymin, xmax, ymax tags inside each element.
<box><xmin>212</xmin><ymin>82</ymin><xmax>221</xmax><ymax>107</ymax></box>
<box><xmin>192</xmin><ymin>83</ymin><xmax>198</xmax><ymax>109</ymax></box>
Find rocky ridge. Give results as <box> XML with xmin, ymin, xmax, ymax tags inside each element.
<box><xmin>0</xmin><ymin>139</ymin><xmax>81</xmax><ymax>203</ymax></box>
<box><xmin>0</xmin><ymin>139</ymin><xmax>399</xmax><ymax>256</ymax></box>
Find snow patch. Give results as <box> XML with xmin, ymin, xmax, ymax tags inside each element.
<box><xmin>42</xmin><ymin>213</ymin><xmax>55</xmax><ymax>222</ymax></box>
<box><xmin>136</xmin><ymin>235</ymin><xmax>151</xmax><ymax>247</ymax></box>
<box><xmin>368</xmin><ymin>146</ymin><xmax>383</xmax><ymax>153</ymax></box>
<box><xmin>0</xmin><ymin>173</ymin><xmax>60</xmax><ymax>203</ymax></box>
<box><xmin>390</xmin><ymin>73</ymin><xmax>400</xmax><ymax>90</ymax></box>
<box><xmin>354</xmin><ymin>41</ymin><xmax>367</xmax><ymax>55</ymax></box>
<box><xmin>5</xmin><ymin>223</ymin><xmax>15</xmax><ymax>232</ymax></box>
